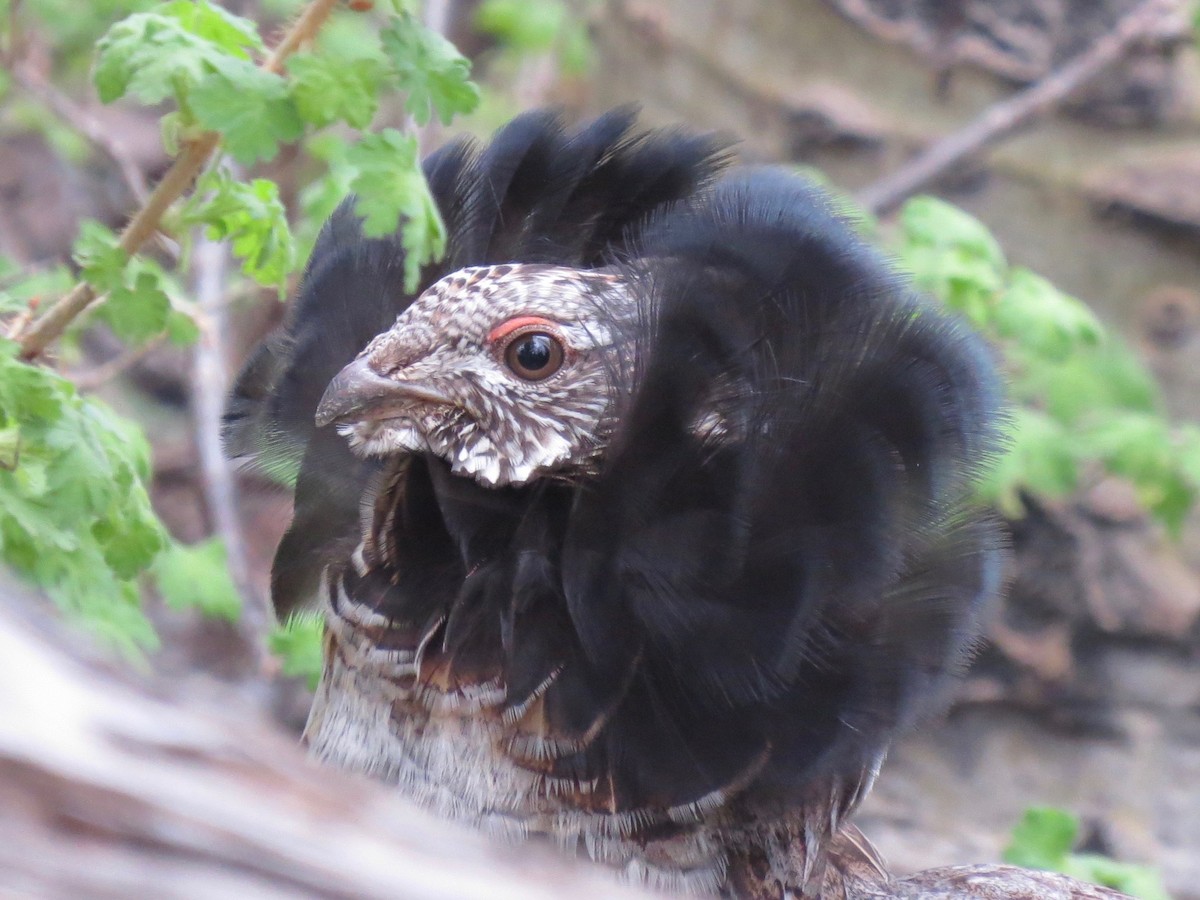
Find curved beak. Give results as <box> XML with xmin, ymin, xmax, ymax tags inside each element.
<box><xmin>315</xmin><ymin>356</ymin><xmax>453</xmax><ymax>428</ymax></box>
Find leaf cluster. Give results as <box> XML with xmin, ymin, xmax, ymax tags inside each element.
<box><xmin>1</xmin><ymin>0</ymin><xmax>482</xmax><ymax>662</ymax></box>
<box><xmin>896</xmin><ymin>196</ymin><xmax>1200</xmax><ymax>535</ymax></box>
<box><xmin>475</xmin><ymin>0</ymin><xmax>592</xmax><ymax>76</ymax></box>
<box><xmin>0</xmin><ymin>335</ymin><xmax>236</xmax><ymax>656</ymax></box>
<box><xmin>1005</xmin><ymin>807</ymin><xmax>1171</xmax><ymax>900</ymax></box>
<box><xmin>89</xmin><ymin>0</ymin><xmax>477</xmax><ymax>292</ymax></box>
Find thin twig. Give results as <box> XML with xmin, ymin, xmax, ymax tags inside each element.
<box><xmin>190</xmin><ymin>231</ymin><xmax>270</xmax><ymax>651</ymax></box>
<box><xmin>9</xmin><ymin>62</ymin><xmax>151</xmax><ymax>204</ymax></box>
<box><xmin>16</xmin><ymin>0</ymin><xmax>340</xmax><ymax>361</ymax></box>
<box><xmin>856</xmin><ymin>0</ymin><xmax>1178</xmax><ymax>215</ymax></box>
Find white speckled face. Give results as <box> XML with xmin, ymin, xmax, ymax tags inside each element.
<box><xmin>316</xmin><ymin>264</ymin><xmax>634</xmax><ymax>487</ymax></box>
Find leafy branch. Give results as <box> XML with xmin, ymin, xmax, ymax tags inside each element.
<box><xmin>13</xmin><ymin>0</ymin><xmax>338</xmax><ymax>360</ymax></box>
<box><xmin>893</xmin><ymin>196</ymin><xmax>1200</xmax><ymax>535</ymax></box>
<box><xmin>0</xmin><ymin>0</ymin><xmax>480</xmax><ymax>659</ymax></box>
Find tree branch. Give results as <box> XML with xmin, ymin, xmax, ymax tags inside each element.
<box><xmin>16</xmin><ymin>0</ymin><xmax>341</xmax><ymax>361</ymax></box>
<box><xmin>856</xmin><ymin>0</ymin><xmax>1179</xmax><ymax>216</ymax></box>
<box><xmin>190</xmin><ymin>231</ymin><xmax>270</xmax><ymax>649</ymax></box>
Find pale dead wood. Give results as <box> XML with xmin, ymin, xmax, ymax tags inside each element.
<box><xmin>0</xmin><ymin>585</ymin><xmax>1132</xmax><ymax>899</ymax></box>
<box><xmin>856</xmin><ymin>0</ymin><xmax>1180</xmax><ymax>215</ymax></box>
<box><xmin>0</xmin><ymin>591</ymin><xmax>664</xmax><ymax>900</ymax></box>
<box><xmin>189</xmin><ymin>230</ymin><xmax>270</xmax><ymax>650</ymax></box>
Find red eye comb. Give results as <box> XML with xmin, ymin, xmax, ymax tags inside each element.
<box><xmin>487</xmin><ymin>316</ymin><xmax>558</xmax><ymax>344</ymax></box>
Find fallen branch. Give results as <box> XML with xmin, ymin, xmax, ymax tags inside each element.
<box><xmin>856</xmin><ymin>0</ymin><xmax>1180</xmax><ymax>215</ymax></box>
<box><xmin>0</xmin><ymin>586</ymin><xmax>660</xmax><ymax>900</ymax></box>
<box><xmin>0</xmin><ymin>586</ymin><xmax>1131</xmax><ymax>899</ymax></box>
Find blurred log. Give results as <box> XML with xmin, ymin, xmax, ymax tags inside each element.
<box><xmin>0</xmin><ymin>586</ymin><xmax>1132</xmax><ymax>899</ymax></box>
<box><xmin>0</xmin><ymin>589</ymin><xmax>658</xmax><ymax>900</ymax></box>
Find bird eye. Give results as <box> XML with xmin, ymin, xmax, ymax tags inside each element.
<box><xmin>504</xmin><ymin>332</ymin><xmax>564</xmax><ymax>381</ymax></box>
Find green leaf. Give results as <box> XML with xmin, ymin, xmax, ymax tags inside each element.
<box><xmin>269</xmin><ymin>612</ymin><xmax>325</xmax><ymax>690</ymax></box>
<box><xmin>191</xmin><ymin>59</ymin><xmax>303</xmax><ymax>164</ymax></box>
<box><xmin>287</xmin><ymin>50</ymin><xmax>385</xmax><ymax>129</ymax></box>
<box><xmin>0</xmin><ymin>424</ymin><xmax>19</xmax><ymax>469</ymax></box>
<box><xmin>976</xmin><ymin>408</ymin><xmax>1078</xmax><ymax>518</ymax></box>
<box><xmin>72</xmin><ymin>221</ymin><xmax>128</xmax><ymax>292</ymax></box>
<box><xmin>152</xmin><ymin>538</ymin><xmax>242</xmax><ymax>621</ymax></box>
<box><xmin>995</xmin><ymin>268</ymin><xmax>1103</xmax><ymax>362</ymax></box>
<box><xmin>0</xmin><ymin>259</ymin><xmax>73</xmax><ymax>315</ymax></box>
<box><xmin>559</xmin><ymin>20</ymin><xmax>594</xmax><ymax>75</ymax></box>
<box><xmin>476</xmin><ymin>0</ymin><xmax>567</xmax><ymax>52</ymax></box>
<box><xmin>0</xmin><ymin>342</ymin><xmax>167</xmax><ymax>658</ymax></box>
<box><xmin>93</xmin><ymin>11</ymin><xmax>236</xmax><ymax>106</ymax></box>
<box><xmin>901</xmin><ymin>195</ymin><xmax>1006</xmax><ymax>270</ymax></box>
<box><xmin>1062</xmin><ymin>855</ymin><xmax>1172</xmax><ymax>900</ymax></box>
<box><xmin>158</xmin><ymin>0</ymin><xmax>263</xmax><ymax>56</ymax></box>
<box><xmin>97</xmin><ymin>268</ymin><xmax>171</xmax><ymax>344</ymax></box>
<box><xmin>165</xmin><ymin>308</ymin><xmax>202</xmax><ymax>346</ymax></box>
<box><xmin>1003</xmin><ymin>806</ymin><xmax>1079</xmax><ymax>870</ymax></box>
<box><xmin>187</xmin><ymin>170</ymin><xmax>296</xmax><ymax>292</ymax></box>
<box><xmin>897</xmin><ymin>197</ymin><xmax>1007</xmax><ymax>329</ymax></box>
<box><xmin>1013</xmin><ymin>340</ymin><xmax>1161</xmax><ymax>426</ymax></box>
<box><xmin>1005</xmin><ymin>808</ymin><xmax>1171</xmax><ymax>900</ymax></box>
<box><xmin>381</xmin><ymin>14</ymin><xmax>480</xmax><ymax>126</ymax></box>
<box><xmin>346</xmin><ymin>129</ymin><xmax>446</xmax><ymax>291</ymax></box>
<box><xmin>1176</xmin><ymin>424</ymin><xmax>1200</xmax><ymax>488</ymax></box>
<box><xmin>1076</xmin><ymin>412</ymin><xmax>1195</xmax><ymax>536</ymax></box>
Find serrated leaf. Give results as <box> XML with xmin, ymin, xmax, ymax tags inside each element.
<box><xmin>93</xmin><ymin>500</ymin><xmax>164</xmax><ymax>580</ymax></box>
<box><xmin>269</xmin><ymin>612</ymin><xmax>325</xmax><ymax>690</ymax></box>
<box><xmin>897</xmin><ymin>196</ymin><xmax>1008</xmax><ymax>329</ymax></box>
<box><xmin>476</xmin><ymin>0</ymin><xmax>566</xmax><ymax>52</ymax></box>
<box><xmin>159</xmin><ymin>0</ymin><xmax>263</xmax><ymax>56</ymax></box>
<box><xmin>153</xmin><ymin>537</ymin><xmax>242</xmax><ymax>621</ymax></box>
<box><xmin>346</xmin><ymin>129</ymin><xmax>446</xmax><ymax>290</ymax></box>
<box><xmin>0</xmin><ymin>261</ymin><xmax>73</xmax><ymax>315</ymax></box>
<box><xmin>1003</xmin><ymin>806</ymin><xmax>1078</xmax><ymax>870</ymax></box>
<box><xmin>287</xmin><ymin>51</ymin><xmax>384</xmax><ymax>129</ymax></box>
<box><xmin>187</xmin><ymin>170</ymin><xmax>296</xmax><ymax>291</ymax></box>
<box><xmin>1062</xmin><ymin>855</ymin><xmax>1172</xmax><ymax>900</ymax></box>
<box><xmin>975</xmin><ymin>407</ymin><xmax>1078</xmax><ymax>517</ymax></box>
<box><xmin>381</xmin><ymin>14</ymin><xmax>480</xmax><ymax>126</ymax></box>
<box><xmin>1176</xmin><ymin>424</ymin><xmax>1200</xmax><ymax>487</ymax></box>
<box><xmin>995</xmin><ymin>268</ymin><xmax>1104</xmax><ymax>362</ymax></box>
<box><xmin>98</xmin><ymin>269</ymin><xmax>171</xmax><ymax>343</ymax></box>
<box><xmin>72</xmin><ymin>221</ymin><xmax>127</xmax><ymax>292</ymax></box>
<box><xmin>0</xmin><ymin>345</ymin><xmax>168</xmax><ymax>658</ymax></box>
<box><xmin>93</xmin><ymin>12</ymin><xmax>234</xmax><ymax>106</ymax></box>
<box><xmin>165</xmin><ymin>308</ymin><xmax>202</xmax><ymax>345</ymax></box>
<box><xmin>0</xmin><ymin>424</ymin><xmax>19</xmax><ymax>468</ymax></box>
<box><xmin>901</xmin><ymin>195</ymin><xmax>1006</xmax><ymax>270</ymax></box>
<box><xmin>191</xmin><ymin>59</ymin><xmax>303</xmax><ymax>164</ymax></box>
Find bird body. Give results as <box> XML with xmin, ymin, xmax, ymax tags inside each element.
<box><xmin>227</xmin><ymin>110</ymin><xmax>1008</xmax><ymax>897</ymax></box>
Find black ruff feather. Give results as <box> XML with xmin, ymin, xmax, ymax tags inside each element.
<box><xmin>226</xmin><ymin>112</ymin><xmax>1004</xmax><ymax>817</ymax></box>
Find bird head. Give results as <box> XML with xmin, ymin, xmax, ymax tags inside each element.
<box><xmin>315</xmin><ymin>263</ymin><xmax>633</xmax><ymax>487</ymax></box>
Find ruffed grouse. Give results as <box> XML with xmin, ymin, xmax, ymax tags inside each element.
<box><xmin>226</xmin><ymin>111</ymin><xmax>1111</xmax><ymax>898</ymax></box>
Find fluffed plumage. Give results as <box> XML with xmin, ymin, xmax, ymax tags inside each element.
<box><xmin>225</xmin><ymin>108</ymin><xmax>1006</xmax><ymax>896</ymax></box>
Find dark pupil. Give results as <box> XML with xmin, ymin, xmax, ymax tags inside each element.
<box><xmin>515</xmin><ymin>334</ymin><xmax>553</xmax><ymax>372</ymax></box>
